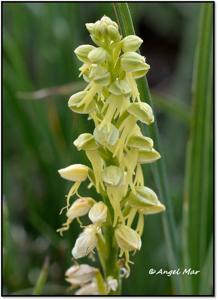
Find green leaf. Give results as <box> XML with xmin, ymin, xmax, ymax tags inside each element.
<box><xmin>113</xmin><ymin>2</ymin><xmax>181</xmax><ymax>294</ymax></box>
<box><xmin>182</xmin><ymin>3</ymin><xmax>213</xmax><ymax>294</ymax></box>
<box><xmin>32</xmin><ymin>257</ymin><xmax>50</xmax><ymax>295</ymax></box>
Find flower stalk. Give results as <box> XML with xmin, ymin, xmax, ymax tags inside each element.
<box><xmin>57</xmin><ymin>15</ymin><xmax>165</xmax><ymax>295</ymax></box>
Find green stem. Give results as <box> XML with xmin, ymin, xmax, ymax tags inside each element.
<box><xmin>113</xmin><ymin>3</ymin><xmax>181</xmax><ymax>294</ymax></box>
<box><xmin>97</xmin><ymin>222</ymin><xmax>121</xmax><ymax>295</ymax></box>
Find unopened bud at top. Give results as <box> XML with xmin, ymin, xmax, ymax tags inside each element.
<box><xmin>58</xmin><ymin>164</ymin><xmax>89</xmax><ymax>182</ymax></box>
<box><xmin>74</xmin><ymin>45</ymin><xmax>95</xmax><ymax>63</ymax></box>
<box><xmin>107</xmin><ymin>24</ymin><xmax>121</xmax><ymax>42</ymax></box>
<box><xmin>121</xmin><ymin>35</ymin><xmax>143</xmax><ymax>52</ymax></box>
<box><xmin>88</xmin><ymin>201</ymin><xmax>107</xmax><ymax>224</ymax></box>
<box><xmin>115</xmin><ymin>225</ymin><xmax>141</xmax><ymax>252</ymax></box>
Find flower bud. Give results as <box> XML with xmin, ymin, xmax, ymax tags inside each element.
<box><xmin>94</xmin><ymin>123</ymin><xmax>119</xmax><ymax>146</ymax></box>
<box><xmin>74</xmin><ymin>133</ymin><xmax>98</xmax><ymax>151</ymax></box>
<box><xmin>58</xmin><ymin>164</ymin><xmax>88</xmax><ymax>182</ymax></box>
<box><xmin>102</xmin><ymin>165</ymin><xmax>124</xmax><ymax>186</ymax></box>
<box><xmin>68</xmin><ymin>91</ymin><xmax>95</xmax><ymax>114</ymax></box>
<box><xmin>72</xmin><ymin>225</ymin><xmax>98</xmax><ymax>259</ymax></box>
<box><xmin>88</xmin><ymin>47</ymin><xmax>107</xmax><ymax>64</ymax></box>
<box><xmin>75</xmin><ymin>281</ymin><xmax>99</xmax><ymax>295</ymax></box>
<box><xmin>101</xmin><ymin>15</ymin><xmax>116</xmax><ymax>27</ymax></box>
<box><xmin>67</xmin><ymin>197</ymin><xmax>95</xmax><ymax>220</ymax></box>
<box><xmin>127</xmin><ymin>102</ymin><xmax>154</xmax><ymax>125</ymax></box>
<box><xmin>74</xmin><ymin>45</ymin><xmax>95</xmax><ymax>63</ymax></box>
<box><xmin>108</xmin><ymin>79</ymin><xmax>131</xmax><ymax>95</ymax></box>
<box><xmin>121</xmin><ymin>35</ymin><xmax>143</xmax><ymax>52</ymax></box>
<box><xmin>128</xmin><ymin>135</ymin><xmax>153</xmax><ymax>150</ymax></box>
<box><xmin>88</xmin><ymin>201</ymin><xmax>107</xmax><ymax>224</ymax></box>
<box><xmin>89</xmin><ymin>65</ymin><xmax>110</xmax><ymax>86</ymax></box>
<box><xmin>126</xmin><ymin>186</ymin><xmax>165</xmax><ymax>215</ymax></box>
<box><xmin>85</xmin><ymin>23</ymin><xmax>95</xmax><ymax>34</ymax></box>
<box><xmin>107</xmin><ymin>24</ymin><xmax>121</xmax><ymax>41</ymax></box>
<box><xmin>121</xmin><ymin>52</ymin><xmax>150</xmax><ymax>73</ymax></box>
<box><xmin>138</xmin><ymin>148</ymin><xmax>161</xmax><ymax>164</ymax></box>
<box><xmin>132</xmin><ymin>68</ymin><xmax>150</xmax><ymax>79</ymax></box>
<box><xmin>115</xmin><ymin>225</ymin><xmax>141</xmax><ymax>252</ymax></box>
<box><xmin>65</xmin><ymin>264</ymin><xmax>98</xmax><ymax>287</ymax></box>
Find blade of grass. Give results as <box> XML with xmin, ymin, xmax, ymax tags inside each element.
<box><xmin>113</xmin><ymin>2</ymin><xmax>181</xmax><ymax>294</ymax></box>
<box><xmin>182</xmin><ymin>3</ymin><xmax>213</xmax><ymax>294</ymax></box>
<box><xmin>32</xmin><ymin>257</ymin><xmax>50</xmax><ymax>295</ymax></box>
<box><xmin>199</xmin><ymin>238</ymin><xmax>213</xmax><ymax>295</ymax></box>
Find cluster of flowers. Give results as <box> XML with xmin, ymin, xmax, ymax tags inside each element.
<box><xmin>58</xmin><ymin>16</ymin><xmax>165</xmax><ymax>295</ymax></box>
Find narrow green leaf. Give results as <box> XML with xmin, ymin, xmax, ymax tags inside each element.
<box><xmin>32</xmin><ymin>257</ymin><xmax>49</xmax><ymax>295</ymax></box>
<box><xmin>113</xmin><ymin>2</ymin><xmax>181</xmax><ymax>294</ymax></box>
<box><xmin>183</xmin><ymin>3</ymin><xmax>213</xmax><ymax>294</ymax></box>
<box><xmin>199</xmin><ymin>238</ymin><xmax>213</xmax><ymax>295</ymax></box>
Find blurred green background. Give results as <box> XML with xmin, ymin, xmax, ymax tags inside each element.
<box><xmin>3</xmin><ymin>2</ymin><xmax>212</xmax><ymax>295</ymax></box>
